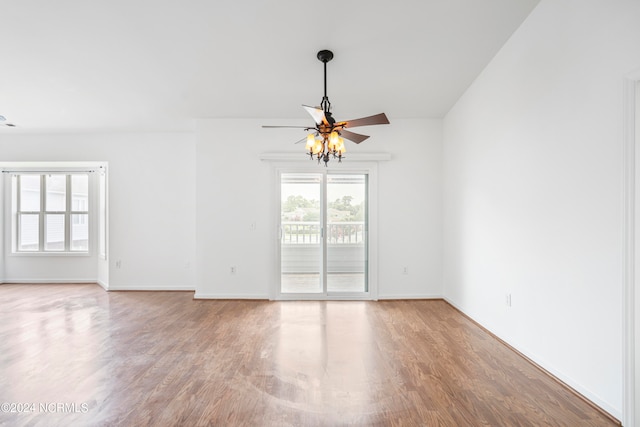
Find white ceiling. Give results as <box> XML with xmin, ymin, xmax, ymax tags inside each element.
<box><xmin>0</xmin><ymin>0</ymin><xmax>540</xmax><ymax>133</ymax></box>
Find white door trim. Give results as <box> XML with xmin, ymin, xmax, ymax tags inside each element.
<box><xmin>623</xmin><ymin>70</ymin><xmax>640</xmax><ymax>427</ymax></box>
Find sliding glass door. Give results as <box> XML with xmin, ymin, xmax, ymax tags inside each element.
<box><xmin>326</xmin><ymin>174</ymin><xmax>367</xmax><ymax>293</ymax></box>
<box><xmin>280</xmin><ymin>173</ymin><xmax>323</xmax><ymax>293</ymax></box>
<box><xmin>280</xmin><ymin>171</ymin><xmax>368</xmax><ymax>298</ymax></box>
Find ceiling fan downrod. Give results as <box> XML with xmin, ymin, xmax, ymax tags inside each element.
<box><xmin>317</xmin><ymin>50</ymin><xmax>333</xmax><ymax>120</ymax></box>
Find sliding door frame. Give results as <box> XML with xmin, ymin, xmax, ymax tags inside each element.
<box><xmin>271</xmin><ymin>161</ymin><xmax>379</xmax><ymax>301</ymax></box>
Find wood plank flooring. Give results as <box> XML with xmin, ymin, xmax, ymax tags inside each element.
<box><xmin>0</xmin><ymin>284</ymin><xmax>618</xmax><ymax>426</ymax></box>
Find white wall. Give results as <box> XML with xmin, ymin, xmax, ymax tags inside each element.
<box><xmin>0</xmin><ymin>132</ymin><xmax>196</xmax><ymax>290</ymax></box>
<box><xmin>195</xmin><ymin>118</ymin><xmax>442</xmax><ymax>299</ymax></box>
<box><xmin>0</xmin><ymin>119</ymin><xmax>440</xmax><ymax>297</ymax></box>
<box><xmin>443</xmin><ymin>0</ymin><xmax>640</xmax><ymax>419</ymax></box>
<box><xmin>376</xmin><ymin>120</ymin><xmax>443</xmax><ymax>298</ymax></box>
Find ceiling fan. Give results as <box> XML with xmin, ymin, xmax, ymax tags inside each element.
<box><xmin>263</xmin><ymin>49</ymin><xmax>390</xmax><ymax>165</ymax></box>
<box><xmin>0</xmin><ymin>115</ymin><xmax>16</xmax><ymax>127</ymax></box>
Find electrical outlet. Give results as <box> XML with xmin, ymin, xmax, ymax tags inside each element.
<box><xmin>115</xmin><ymin>260</ymin><xmax>122</xmax><ymax>269</ymax></box>
<box><xmin>230</xmin><ymin>266</ymin><xmax>237</xmax><ymax>275</ymax></box>
<box><xmin>402</xmin><ymin>266</ymin><xmax>408</xmax><ymax>275</ymax></box>
<box><xmin>506</xmin><ymin>293</ymin><xmax>512</xmax><ymax>307</ymax></box>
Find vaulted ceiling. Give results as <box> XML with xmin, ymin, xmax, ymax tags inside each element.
<box><xmin>0</xmin><ymin>0</ymin><xmax>540</xmax><ymax>132</ymax></box>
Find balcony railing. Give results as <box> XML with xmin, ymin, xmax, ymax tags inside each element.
<box><xmin>282</xmin><ymin>221</ymin><xmax>365</xmax><ymax>244</ymax></box>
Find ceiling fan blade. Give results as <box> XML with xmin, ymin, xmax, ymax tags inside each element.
<box><xmin>302</xmin><ymin>105</ymin><xmax>329</xmax><ymax>126</ymax></box>
<box><xmin>339</xmin><ymin>113</ymin><xmax>390</xmax><ymax>129</ymax></box>
<box><xmin>262</xmin><ymin>125</ymin><xmax>312</xmax><ymax>129</ymax></box>
<box><xmin>340</xmin><ymin>130</ymin><xmax>370</xmax><ymax>144</ymax></box>
<box><xmin>293</xmin><ymin>136</ymin><xmax>308</xmax><ymax>145</ymax></box>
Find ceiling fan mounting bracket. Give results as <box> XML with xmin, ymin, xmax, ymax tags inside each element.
<box><xmin>317</xmin><ymin>50</ymin><xmax>334</xmax><ymax>63</ymax></box>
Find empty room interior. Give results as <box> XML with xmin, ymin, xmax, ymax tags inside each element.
<box><xmin>1</xmin><ymin>0</ymin><xmax>639</xmax><ymax>425</ymax></box>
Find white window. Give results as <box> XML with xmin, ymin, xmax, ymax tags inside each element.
<box><xmin>12</xmin><ymin>173</ymin><xmax>90</xmax><ymax>253</ymax></box>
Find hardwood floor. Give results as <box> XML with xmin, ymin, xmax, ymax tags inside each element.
<box><xmin>0</xmin><ymin>284</ymin><xmax>618</xmax><ymax>426</ymax></box>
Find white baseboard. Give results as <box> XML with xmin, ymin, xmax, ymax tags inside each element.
<box><xmin>194</xmin><ymin>292</ymin><xmax>268</xmax><ymax>300</ymax></box>
<box><xmin>2</xmin><ymin>278</ymin><xmax>98</xmax><ymax>284</ymax></box>
<box><xmin>0</xmin><ymin>279</ymin><xmax>192</xmax><ymax>292</ymax></box>
<box><xmin>194</xmin><ymin>293</ymin><xmax>442</xmax><ymax>301</ymax></box>
<box><xmin>108</xmin><ymin>285</ymin><xmax>195</xmax><ymax>291</ymax></box>
<box><xmin>194</xmin><ymin>293</ymin><xmax>443</xmax><ymax>301</ymax></box>
<box><xmin>377</xmin><ymin>294</ymin><xmax>443</xmax><ymax>300</ymax></box>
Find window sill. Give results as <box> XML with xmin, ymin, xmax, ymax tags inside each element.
<box><xmin>10</xmin><ymin>251</ymin><xmax>92</xmax><ymax>257</ymax></box>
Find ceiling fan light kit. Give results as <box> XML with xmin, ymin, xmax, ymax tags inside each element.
<box><xmin>263</xmin><ymin>50</ymin><xmax>390</xmax><ymax>166</ymax></box>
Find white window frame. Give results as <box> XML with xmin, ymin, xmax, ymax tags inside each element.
<box><xmin>11</xmin><ymin>172</ymin><xmax>91</xmax><ymax>255</ymax></box>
